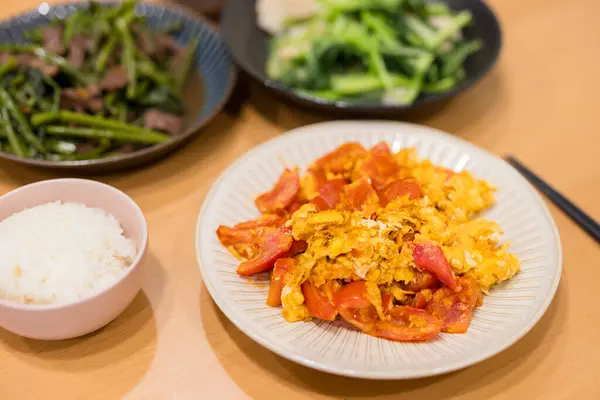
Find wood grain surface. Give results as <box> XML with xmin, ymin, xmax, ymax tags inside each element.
<box><xmin>0</xmin><ymin>0</ymin><xmax>599</xmax><ymax>399</ymax></box>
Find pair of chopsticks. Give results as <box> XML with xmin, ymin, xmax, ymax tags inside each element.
<box><xmin>505</xmin><ymin>156</ymin><xmax>600</xmax><ymax>244</ymax></box>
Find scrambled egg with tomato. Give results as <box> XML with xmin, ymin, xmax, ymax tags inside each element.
<box><xmin>217</xmin><ymin>142</ymin><xmax>520</xmax><ymax>341</ymax></box>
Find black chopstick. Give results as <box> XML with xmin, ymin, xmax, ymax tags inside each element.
<box><xmin>505</xmin><ymin>155</ymin><xmax>600</xmax><ymax>244</ymax></box>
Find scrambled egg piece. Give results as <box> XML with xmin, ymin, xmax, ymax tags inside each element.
<box><xmin>395</xmin><ymin>148</ymin><xmax>495</xmax><ymax>222</ymax></box>
<box><xmin>443</xmin><ymin>219</ymin><xmax>520</xmax><ymax>289</ymax></box>
<box><xmin>280</xmin><ymin>149</ymin><xmax>519</xmax><ymax>322</ymax></box>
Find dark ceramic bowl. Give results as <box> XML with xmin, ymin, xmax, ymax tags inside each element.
<box><xmin>0</xmin><ymin>2</ymin><xmax>235</xmax><ymax>173</ymax></box>
<box><xmin>221</xmin><ymin>0</ymin><xmax>501</xmax><ymax>114</ymax></box>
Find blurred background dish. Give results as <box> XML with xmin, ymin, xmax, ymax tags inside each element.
<box><xmin>0</xmin><ymin>1</ymin><xmax>235</xmax><ymax>173</ymax></box>
<box><xmin>221</xmin><ymin>0</ymin><xmax>501</xmax><ymax>114</ymax></box>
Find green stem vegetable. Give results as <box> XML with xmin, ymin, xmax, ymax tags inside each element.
<box><xmin>428</xmin><ymin>11</ymin><xmax>473</xmax><ymax>50</ymax></box>
<box><xmin>175</xmin><ymin>36</ymin><xmax>200</xmax><ymax>94</ymax></box>
<box><xmin>441</xmin><ymin>39</ymin><xmax>482</xmax><ymax>77</ymax></box>
<box><xmin>136</xmin><ymin>59</ymin><xmax>172</xmax><ymax>86</ymax></box>
<box><xmin>319</xmin><ymin>0</ymin><xmax>404</xmax><ymax>14</ymax></box>
<box><xmin>0</xmin><ymin>88</ymin><xmax>45</xmax><ymax>153</ymax></box>
<box><xmin>95</xmin><ymin>35</ymin><xmax>118</xmax><ymax>72</ymax></box>
<box><xmin>298</xmin><ymin>89</ymin><xmax>341</xmax><ymax>101</ymax></box>
<box><xmin>116</xmin><ymin>14</ymin><xmax>137</xmax><ymax>99</ymax></box>
<box><xmin>102</xmin><ymin>0</ymin><xmax>136</xmax><ymax>21</ymax></box>
<box><xmin>330</xmin><ymin>73</ymin><xmax>411</xmax><ymax>95</ymax></box>
<box><xmin>42</xmin><ymin>75</ymin><xmax>61</xmax><ymax>112</ymax></box>
<box><xmin>404</xmin><ymin>15</ymin><xmax>437</xmax><ymax>48</ymax></box>
<box><xmin>10</xmin><ymin>71</ymin><xmax>26</xmax><ymax>88</ymax></box>
<box><xmin>1</xmin><ymin>107</ymin><xmax>27</xmax><ymax>157</ymax></box>
<box><xmin>424</xmin><ymin>2</ymin><xmax>450</xmax><ymax>16</ymax></box>
<box><xmin>0</xmin><ymin>57</ymin><xmax>17</xmax><ymax>80</ymax></box>
<box><xmin>134</xmin><ymin>80</ymin><xmax>151</xmax><ymax>100</ymax></box>
<box><xmin>63</xmin><ymin>10</ymin><xmax>84</xmax><ymax>45</ymax></box>
<box><xmin>23</xmin><ymin>28</ymin><xmax>42</xmax><ymax>42</ymax></box>
<box><xmin>423</xmin><ymin>76</ymin><xmax>458</xmax><ymax>93</ymax></box>
<box><xmin>362</xmin><ymin>11</ymin><xmax>427</xmax><ymax>58</ymax></box>
<box><xmin>117</xmin><ymin>102</ymin><xmax>128</xmax><ymax>122</ymax></box>
<box><xmin>45</xmin><ymin>126</ymin><xmax>169</xmax><ymax>144</ymax></box>
<box><xmin>426</xmin><ymin>63</ymin><xmax>439</xmax><ymax>82</ymax></box>
<box><xmin>14</xmin><ymin>84</ymin><xmax>38</xmax><ymax>110</ymax></box>
<box><xmin>386</xmin><ymin>52</ymin><xmax>434</xmax><ymax>105</ymax></box>
<box><xmin>31</xmin><ymin>110</ymin><xmax>167</xmax><ymax>138</ymax></box>
<box><xmin>104</xmin><ymin>91</ymin><xmax>118</xmax><ymax>116</ymax></box>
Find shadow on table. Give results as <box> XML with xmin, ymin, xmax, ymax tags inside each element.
<box><xmin>109</xmin><ymin>113</ymin><xmax>236</xmax><ymax>192</ymax></box>
<box><xmin>0</xmin><ymin>261</ymin><xmax>160</xmax><ymax>398</ymax></box>
<box><xmin>202</xmin><ymin>279</ymin><xmax>566</xmax><ymax>399</ymax></box>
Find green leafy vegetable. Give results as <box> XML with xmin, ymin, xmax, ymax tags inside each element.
<box><xmin>265</xmin><ymin>0</ymin><xmax>480</xmax><ymax>105</ymax></box>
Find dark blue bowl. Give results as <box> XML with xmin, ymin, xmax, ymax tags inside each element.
<box><xmin>221</xmin><ymin>0</ymin><xmax>501</xmax><ymax>115</ymax></box>
<box><xmin>0</xmin><ymin>2</ymin><xmax>235</xmax><ymax>173</ymax></box>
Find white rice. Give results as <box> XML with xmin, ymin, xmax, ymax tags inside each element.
<box><xmin>0</xmin><ymin>201</ymin><xmax>137</xmax><ymax>305</ymax></box>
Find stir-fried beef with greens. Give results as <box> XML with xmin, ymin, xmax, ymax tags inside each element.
<box><xmin>0</xmin><ymin>0</ymin><xmax>198</xmax><ymax>161</ymax></box>
<box><xmin>264</xmin><ymin>0</ymin><xmax>481</xmax><ymax>105</ymax></box>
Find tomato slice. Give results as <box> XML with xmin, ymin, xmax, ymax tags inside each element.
<box><xmin>334</xmin><ymin>281</ymin><xmax>378</xmax><ymax>332</ymax></box>
<box><xmin>399</xmin><ymin>270</ymin><xmax>439</xmax><ymax>292</ymax></box>
<box><xmin>287</xmin><ymin>239</ymin><xmax>308</xmax><ymax>257</ymax></box>
<box><xmin>358</xmin><ymin>147</ymin><xmax>402</xmax><ymax>190</ymax></box>
<box><xmin>234</xmin><ymin>214</ymin><xmax>285</xmax><ymax>230</ymax></box>
<box><xmin>378</xmin><ymin>178</ymin><xmax>421</xmax><ymax>206</ymax></box>
<box><xmin>216</xmin><ymin>226</ymin><xmax>259</xmax><ymax>260</ymax></box>
<box><xmin>266</xmin><ymin>258</ymin><xmax>296</xmax><ymax>307</ymax></box>
<box><xmin>286</xmin><ymin>200</ymin><xmax>304</xmax><ymax>215</ymax></box>
<box><xmin>216</xmin><ymin>225</ymin><xmax>255</xmax><ymax>247</ymax></box>
<box><xmin>413</xmin><ymin>289</ymin><xmax>433</xmax><ymax>309</ymax></box>
<box><xmin>372</xmin><ymin>306</ymin><xmax>442</xmax><ymax>341</ymax></box>
<box><xmin>309</xmin><ymin>196</ymin><xmax>331</xmax><ymax>211</ymax></box>
<box><xmin>371</xmin><ymin>141</ymin><xmax>393</xmax><ymax>157</ymax></box>
<box><xmin>313</xmin><ymin>142</ymin><xmax>367</xmax><ymax>174</ymax></box>
<box><xmin>237</xmin><ymin>228</ymin><xmax>293</xmax><ymax>276</ymax></box>
<box><xmin>301</xmin><ymin>282</ymin><xmax>338</xmax><ymax>321</ymax></box>
<box><xmin>412</xmin><ymin>242</ymin><xmax>458</xmax><ymax>292</ymax></box>
<box><xmin>255</xmin><ymin>168</ymin><xmax>300</xmax><ymax>214</ymax></box>
<box><xmin>382</xmin><ymin>293</ymin><xmax>394</xmax><ymax>314</ymax></box>
<box><xmin>340</xmin><ymin>177</ymin><xmax>379</xmax><ymax>216</ymax></box>
<box><xmin>426</xmin><ymin>276</ymin><xmax>483</xmax><ymax>333</ymax></box>
<box><xmin>320</xmin><ymin>280</ymin><xmax>342</xmax><ymax>303</ymax></box>
<box><xmin>318</xmin><ymin>179</ymin><xmax>348</xmax><ymax>209</ymax></box>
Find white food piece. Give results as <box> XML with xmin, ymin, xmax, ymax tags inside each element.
<box><xmin>256</xmin><ymin>0</ymin><xmax>320</xmax><ymax>34</ymax></box>
<box><xmin>0</xmin><ymin>201</ymin><xmax>137</xmax><ymax>305</ymax></box>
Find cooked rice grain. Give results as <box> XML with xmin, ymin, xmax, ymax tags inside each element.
<box><xmin>0</xmin><ymin>201</ymin><xmax>137</xmax><ymax>305</ymax></box>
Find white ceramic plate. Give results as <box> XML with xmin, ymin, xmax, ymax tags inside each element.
<box><xmin>195</xmin><ymin>121</ymin><xmax>562</xmax><ymax>379</ymax></box>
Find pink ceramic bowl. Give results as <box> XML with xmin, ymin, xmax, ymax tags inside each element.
<box><xmin>0</xmin><ymin>179</ymin><xmax>148</xmax><ymax>340</ymax></box>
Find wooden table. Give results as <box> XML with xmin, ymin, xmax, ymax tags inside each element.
<box><xmin>1</xmin><ymin>0</ymin><xmax>599</xmax><ymax>399</ymax></box>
